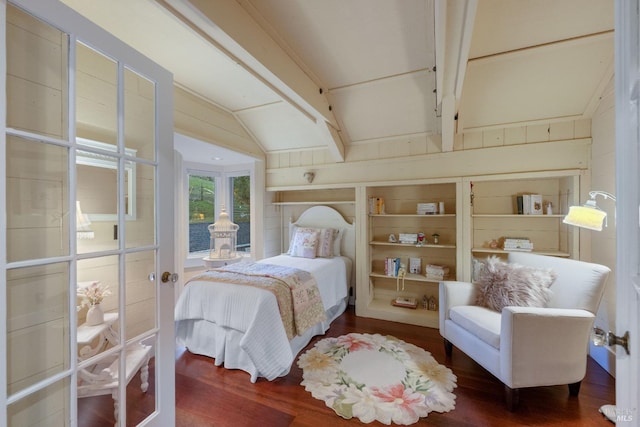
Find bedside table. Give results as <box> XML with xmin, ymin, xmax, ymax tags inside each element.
<box><xmin>203</xmin><ymin>255</ymin><xmax>244</xmax><ymax>269</ymax></box>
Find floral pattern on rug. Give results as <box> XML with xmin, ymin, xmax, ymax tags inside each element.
<box><xmin>297</xmin><ymin>333</ymin><xmax>457</xmax><ymax>425</ymax></box>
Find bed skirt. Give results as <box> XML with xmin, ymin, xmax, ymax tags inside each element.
<box><xmin>176</xmin><ymin>297</ymin><xmax>348</xmax><ymax>382</ymax></box>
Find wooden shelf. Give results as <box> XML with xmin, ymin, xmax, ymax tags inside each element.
<box><xmin>364</xmin><ymin>181</ymin><xmax>458</xmax><ymax>329</ymax></box>
<box><xmin>471</xmin><ymin>248</ymin><xmax>571</xmax><ymax>257</ymax></box>
<box><xmin>472</xmin><ymin>214</ymin><xmax>565</xmax><ymax>218</ymax></box>
<box><xmin>370</xmin><ymin>213</ymin><xmax>456</xmax><ymax>218</ymax></box>
<box><xmin>366</xmin><ymin>299</ymin><xmax>439</xmax><ymax>328</ymax></box>
<box><xmin>369</xmin><ymin>272</ymin><xmax>446</xmax><ymax>283</ymax></box>
<box><xmin>272</xmin><ymin>200</ymin><xmax>354</xmax><ymax>205</ymax></box>
<box><xmin>369</xmin><ymin>241</ymin><xmax>455</xmax><ymax>249</ymax></box>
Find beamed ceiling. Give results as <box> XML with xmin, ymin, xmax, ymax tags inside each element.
<box><xmin>60</xmin><ymin>0</ymin><xmax>614</xmax><ymax>164</ymax></box>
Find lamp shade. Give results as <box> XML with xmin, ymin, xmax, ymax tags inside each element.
<box><xmin>76</xmin><ymin>201</ymin><xmax>95</xmax><ymax>239</ymax></box>
<box><xmin>562</xmin><ymin>204</ymin><xmax>607</xmax><ymax>231</ymax></box>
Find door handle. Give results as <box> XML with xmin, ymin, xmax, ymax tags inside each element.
<box><xmin>592</xmin><ymin>327</ymin><xmax>630</xmax><ymax>355</ymax></box>
<box><xmin>161</xmin><ymin>272</ymin><xmax>179</xmax><ymax>283</ymax></box>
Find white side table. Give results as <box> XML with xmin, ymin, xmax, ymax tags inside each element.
<box><xmin>203</xmin><ymin>255</ymin><xmax>244</xmax><ymax>269</ymax></box>
<box><xmin>77</xmin><ymin>313</ymin><xmax>151</xmax><ymax>426</ymax></box>
<box><xmin>77</xmin><ymin>312</ymin><xmax>119</xmax><ymax>360</ymax></box>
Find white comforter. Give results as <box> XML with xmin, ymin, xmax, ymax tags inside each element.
<box><xmin>174</xmin><ymin>255</ymin><xmax>350</xmax><ymax>381</ymax></box>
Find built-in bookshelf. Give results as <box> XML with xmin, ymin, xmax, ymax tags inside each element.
<box><xmin>273</xmin><ymin>188</ymin><xmax>355</xmax><ymax>205</ymax></box>
<box><xmin>358</xmin><ymin>181</ymin><xmax>462</xmax><ymax>328</ymax></box>
<box><xmin>465</xmin><ymin>171</ymin><xmax>581</xmax><ymax>270</ymax></box>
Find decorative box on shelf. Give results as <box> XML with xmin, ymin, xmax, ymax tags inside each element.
<box><xmin>398</xmin><ymin>233</ymin><xmax>418</xmax><ymax>244</ymax></box>
<box><xmin>417</xmin><ymin>203</ymin><xmax>438</xmax><ymax>215</ymax></box>
<box><xmin>425</xmin><ymin>264</ymin><xmax>450</xmax><ymax>280</ymax></box>
<box><xmin>503</xmin><ymin>237</ymin><xmax>533</xmax><ymax>252</ymax></box>
<box><xmin>392</xmin><ymin>297</ymin><xmax>418</xmax><ymax>309</ymax></box>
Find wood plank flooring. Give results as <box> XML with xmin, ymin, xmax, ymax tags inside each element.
<box><xmin>175</xmin><ymin>306</ymin><xmax>615</xmax><ymax>426</ymax></box>
<box><xmin>81</xmin><ymin>306</ymin><xmax>616</xmax><ymax>426</ymax></box>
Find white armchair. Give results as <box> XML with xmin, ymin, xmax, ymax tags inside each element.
<box><xmin>439</xmin><ymin>252</ymin><xmax>610</xmax><ymax>410</ymax></box>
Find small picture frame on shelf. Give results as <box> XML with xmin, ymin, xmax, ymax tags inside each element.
<box><xmin>409</xmin><ymin>257</ymin><xmax>421</xmax><ymax>274</ymax></box>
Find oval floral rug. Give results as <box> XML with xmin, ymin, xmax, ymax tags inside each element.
<box><xmin>297</xmin><ymin>333</ymin><xmax>457</xmax><ymax>425</ymax></box>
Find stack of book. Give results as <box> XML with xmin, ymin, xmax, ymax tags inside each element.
<box><xmin>369</xmin><ymin>197</ymin><xmax>385</xmax><ymax>214</ymax></box>
<box><xmin>392</xmin><ymin>296</ymin><xmax>418</xmax><ymax>309</ymax></box>
<box><xmin>425</xmin><ymin>264</ymin><xmax>449</xmax><ymax>280</ymax></box>
<box><xmin>417</xmin><ymin>202</ymin><xmax>438</xmax><ymax>215</ymax></box>
<box><xmin>503</xmin><ymin>237</ymin><xmax>533</xmax><ymax>251</ymax></box>
<box><xmin>516</xmin><ymin>194</ymin><xmax>543</xmax><ymax>215</ymax></box>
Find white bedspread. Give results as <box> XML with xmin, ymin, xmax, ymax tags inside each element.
<box><xmin>174</xmin><ymin>255</ymin><xmax>351</xmax><ymax>381</ymax></box>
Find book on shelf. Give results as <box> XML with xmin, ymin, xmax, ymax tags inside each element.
<box><xmin>385</xmin><ymin>257</ymin><xmax>402</xmax><ymax>277</ymax></box>
<box><xmin>519</xmin><ymin>194</ymin><xmax>543</xmax><ymax>215</ymax></box>
<box><xmin>522</xmin><ymin>195</ymin><xmax>530</xmax><ymax>214</ymax></box>
<box><xmin>516</xmin><ymin>195</ymin><xmax>524</xmax><ymax>214</ymax></box>
<box><xmin>369</xmin><ymin>197</ymin><xmax>385</xmax><ymax>214</ymax></box>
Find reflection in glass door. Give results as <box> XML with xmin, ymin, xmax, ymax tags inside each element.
<box><xmin>3</xmin><ymin>2</ymin><xmax>175</xmax><ymax>426</ymax></box>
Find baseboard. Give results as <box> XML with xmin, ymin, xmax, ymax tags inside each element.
<box><xmin>589</xmin><ymin>342</ymin><xmax>616</xmax><ymax>377</ymax></box>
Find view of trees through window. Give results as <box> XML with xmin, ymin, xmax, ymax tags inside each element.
<box><xmin>188</xmin><ymin>173</ymin><xmax>251</xmax><ymax>254</ymax></box>
<box><xmin>230</xmin><ymin>175</ymin><xmax>250</xmax><ymax>252</ymax></box>
<box><xmin>189</xmin><ymin>174</ymin><xmax>215</xmax><ymax>253</ymax></box>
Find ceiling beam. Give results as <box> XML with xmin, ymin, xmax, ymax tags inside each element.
<box><xmin>317</xmin><ymin>120</ymin><xmax>345</xmax><ymax>163</ymax></box>
<box><xmin>159</xmin><ymin>0</ymin><xmax>346</xmax><ymax>161</ymax></box>
<box><xmin>435</xmin><ymin>0</ymin><xmax>478</xmax><ymax>151</ymax></box>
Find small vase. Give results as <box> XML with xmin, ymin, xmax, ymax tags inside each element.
<box><xmin>86</xmin><ymin>303</ymin><xmax>104</xmax><ymax>326</ymax></box>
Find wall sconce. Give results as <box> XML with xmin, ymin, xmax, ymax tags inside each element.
<box><xmin>562</xmin><ymin>191</ymin><xmax>616</xmax><ymax>231</ymax></box>
<box><xmin>303</xmin><ymin>171</ymin><xmax>315</xmax><ymax>183</ymax></box>
<box><xmin>76</xmin><ymin>201</ymin><xmax>95</xmax><ymax>239</ymax></box>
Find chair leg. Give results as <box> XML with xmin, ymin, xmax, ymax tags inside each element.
<box><xmin>443</xmin><ymin>338</ymin><xmax>453</xmax><ymax>357</ymax></box>
<box><xmin>504</xmin><ymin>385</ymin><xmax>519</xmax><ymax>411</ymax></box>
<box><xmin>568</xmin><ymin>381</ymin><xmax>581</xmax><ymax>396</ymax></box>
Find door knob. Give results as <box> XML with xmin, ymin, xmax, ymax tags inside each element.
<box><xmin>592</xmin><ymin>327</ymin><xmax>630</xmax><ymax>355</ymax></box>
<box><xmin>161</xmin><ymin>272</ymin><xmax>179</xmax><ymax>283</ymax></box>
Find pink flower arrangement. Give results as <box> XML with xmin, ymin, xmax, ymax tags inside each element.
<box><xmin>77</xmin><ymin>281</ymin><xmax>112</xmax><ymax>310</ymax></box>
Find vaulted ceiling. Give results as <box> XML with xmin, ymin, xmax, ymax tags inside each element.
<box><xmin>60</xmin><ymin>0</ymin><xmax>614</xmax><ymax>164</ymax></box>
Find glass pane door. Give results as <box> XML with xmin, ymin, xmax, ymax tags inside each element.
<box><xmin>3</xmin><ymin>1</ymin><xmax>174</xmax><ymax>426</ymax></box>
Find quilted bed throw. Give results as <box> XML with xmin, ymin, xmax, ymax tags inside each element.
<box><xmin>192</xmin><ymin>262</ymin><xmax>326</xmax><ymax>339</ymax></box>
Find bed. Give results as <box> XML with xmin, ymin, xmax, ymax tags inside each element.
<box><xmin>174</xmin><ymin>206</ymin><xmax>355</xmax><ymax>382</ymax></box>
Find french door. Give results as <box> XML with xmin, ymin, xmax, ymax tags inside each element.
<box><xmin>1</xmin><ymin>0</ymin><xmax>175</xmax><ymax>425</ymax></box>
<box><xmin>614</xmin><ymin>0</ymin><xmax>639</xmax><ymax>421</ymax></box>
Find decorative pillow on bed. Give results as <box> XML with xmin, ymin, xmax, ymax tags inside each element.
<box><xmin>474</xmin><ymin>256</ymin><xmax>557</xmax><ymax>312</ymax></box>
<box><xmin>289</xmin><ymin>226</ymin><xmax>337</xmax><ymax>258</ymax></box>
<box><xmin>288</xmin><ymin>229</ymin><xmax>320</xmax><ymax>258</ymax></box>
<box><xmin>332</xmin><ymin>228</ymin><xmax>344</xmax><ymax>256</ymax></box>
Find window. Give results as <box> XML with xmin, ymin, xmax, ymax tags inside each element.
<box><xmin>187</xmin><ymin>171</ymin><xmax>218</xmax><ymax>255</ymax></box>
<box><xmin>185</xmin><ymin>166</ymin><xmax>252</xmax><ymax>265</ymax></box>
<box><xmin>228</xmin><ymin>174</ymin><xmax>251</xmax><ymax>253</ymax></box>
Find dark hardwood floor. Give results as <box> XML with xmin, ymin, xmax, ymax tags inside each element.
<box><xmin>174</xmin><ymin>306</ymin><xmax>615</xmax><ymax>426</ymax></box>
<box><xmin>81</xmin><ymin>305</ymin><xmax>616</xmax><ymax>426</ymax></box>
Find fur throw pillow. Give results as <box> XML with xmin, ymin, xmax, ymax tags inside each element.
<box><xmin>475</xmin><ymin>256</ymin><xmax>557</xmax><ymax>312</ymax></box>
